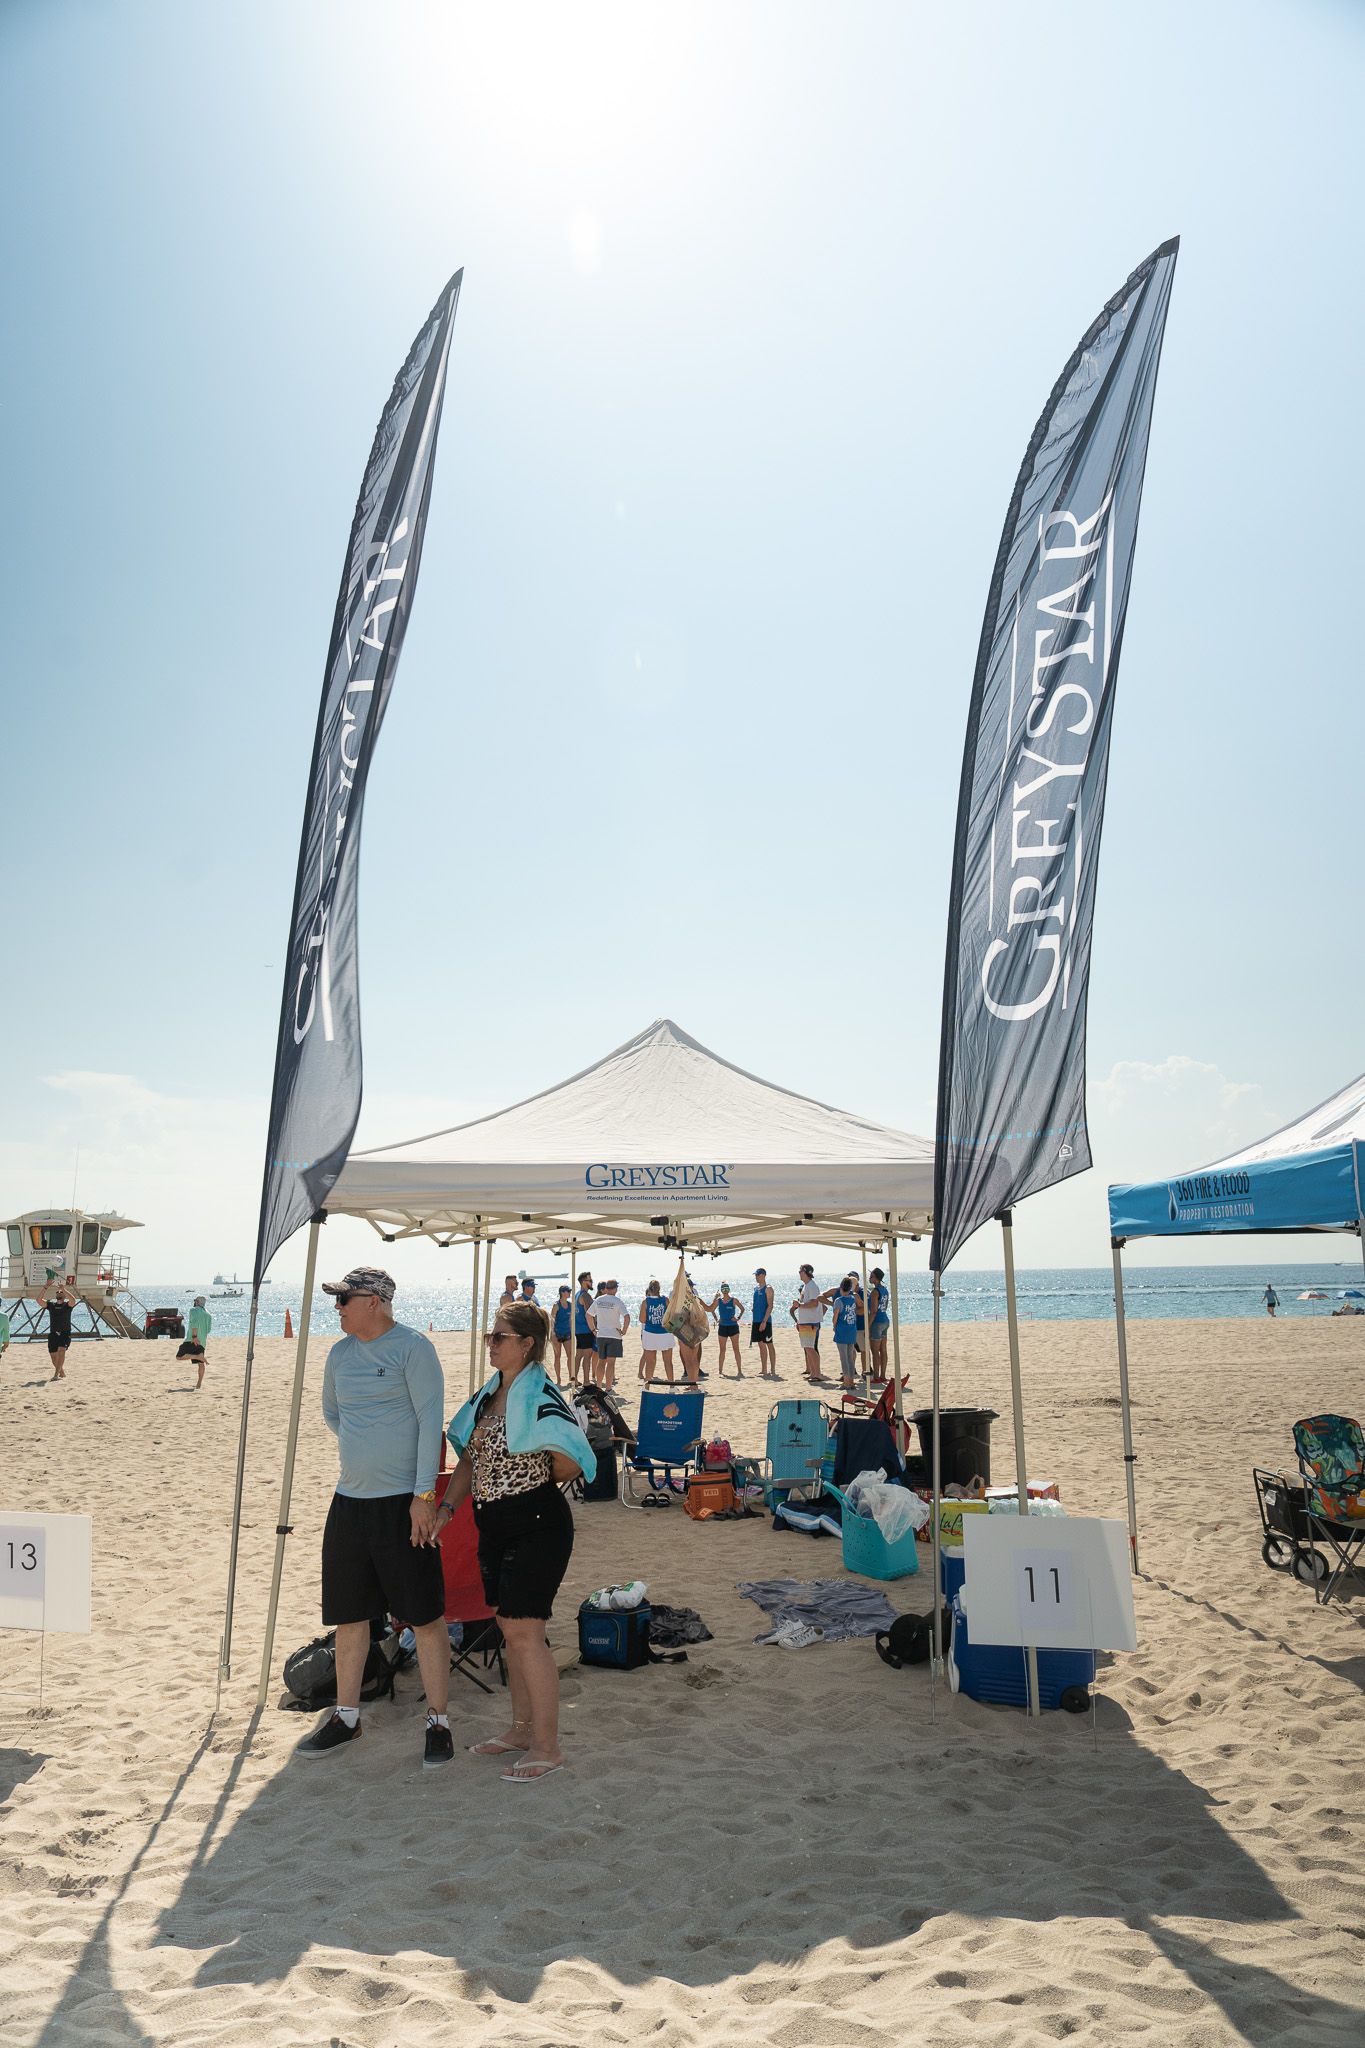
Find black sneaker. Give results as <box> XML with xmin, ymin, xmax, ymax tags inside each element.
<box><xmin>423</xmin><ymin>1720</ymin><xmax>455</xmax><ymax>1770</ymax></box>
<box><xmin>297</xmin><ymin>1711</ymin><xmax>361</xmax><ymax>1757</ymax></box>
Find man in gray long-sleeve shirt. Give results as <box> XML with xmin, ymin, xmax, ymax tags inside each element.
<box><xmin>296</xmin><ymin>1266</ymin><xmax>454</xmax><ymax>1768</ymax></box>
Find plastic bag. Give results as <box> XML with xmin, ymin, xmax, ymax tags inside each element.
<box><xmin>664</xmin><ymin>1263</ymin><xmax>709</xmax><ymax>1349</ymax></box>
<box><xmin>845</xmin><ymin>1468</ymin><xmax>929</xmax><ymax>1543</ymax></box>
<box><xmin>985</xmin><ymin>1494</ymin><xmax>1066</xmax><ymax>1518</ymax></box>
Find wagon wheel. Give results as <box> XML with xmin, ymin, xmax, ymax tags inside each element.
<box><xmin>1261</xmin><ymin>1535</ymin><xmax>1294</xmax><ymax>1571</ymax></box>
<box><xmin>1292</xmin><ymin>1547</ymin><xmax>1330</xmax><ymax>1585</ymax></box>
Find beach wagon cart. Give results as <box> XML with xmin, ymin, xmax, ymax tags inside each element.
<box><xmin>1254</xmin><ymin>1442</ymin><xmax>1365</xmax><ymax>1603</ymax></box>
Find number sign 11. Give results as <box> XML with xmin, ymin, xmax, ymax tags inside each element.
<box><xmin>1015</xmin><ymin>1547</ymin><xmax>1084</xmax><ymax>1640</ymax></box>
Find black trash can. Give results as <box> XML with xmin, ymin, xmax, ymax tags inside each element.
<box><xmin>910</xmin><ymin>1407</ymin><xmax>999</xmax><ymax>1489</ymax></box>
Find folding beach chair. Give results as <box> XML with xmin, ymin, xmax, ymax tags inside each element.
<box><xmin>761</xmin><ymin>1399</ymin><xmax>833</xmax><ymax>1509</ymax></box>
<box><xmin>1290</xmin><ymin>1413</ymin><xmax>1365</xmax><ymax>1604</ymax></box>
<box><xmin>621</xmin><ymin>1388</ymin><xmax>706</xmax><ymax>1505</ymax></box>
<box><xmin>435</xmin><ymin>1485</ymin><xmax>507</xmax><ymax>1693</ymax></box>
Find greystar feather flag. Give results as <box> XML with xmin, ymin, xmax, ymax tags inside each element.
<box><xmin>253</xmin><ymin>270</ymin><xmax>462</xmax><ymax>1285</ymax></box>
<box><xmin>931</xmin><ymin>240</ymin><xmax>1178</xmax><ymax>1275</ymax></box>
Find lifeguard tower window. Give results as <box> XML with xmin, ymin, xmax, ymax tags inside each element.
<box><xmin>79</xmin><ymin>1223</ymin><xmax>110</xmax><ymax>1255</ymax></box>
<box><xmin>7</xmin><ymin>1227</ymin><xmax>21</xmax><ymax>1257</ymax></box>
<box><xmin>30</xmin><ymin>1225</ymin><xmax>71</xmax><ymax>1252</ymax></box>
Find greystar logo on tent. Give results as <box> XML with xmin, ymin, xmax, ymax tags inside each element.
<box><xmin>981</xmin><ymin>494</ymin><xmax>1111</xmax><ymax>1027</ymax></box>
<box><xmin>585</xmin><ymin>1164</ymin><xmax>733</xmax><ymax>1190</ymax></box>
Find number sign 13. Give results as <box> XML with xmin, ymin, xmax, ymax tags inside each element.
<box><xmin>0</xmin><ymin>1525</ymin><xmax>46</xmax><ymax>1605</ymax></box>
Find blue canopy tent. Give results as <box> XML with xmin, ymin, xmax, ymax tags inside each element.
<box><xmin>1105</xmin><ymin>1072</ymin><xmax>1365</xmax><ymax>1570</ymax></box>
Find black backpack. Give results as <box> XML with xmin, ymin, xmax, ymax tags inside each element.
<box><xmin>282</xmin><ymin>1628</ymin><xmax>399</xmax><ymax>1710</ymax></box>
<box><xmin>875</xmin><ymin>1608</ymin><xmax>951</xmax><ymax>1670</ymax></box>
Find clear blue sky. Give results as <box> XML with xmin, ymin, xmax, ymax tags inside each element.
<box><xmin>3</xmin><ymin>0</ymin><xmax>1362</xmax><ymax>1282</ymax></box>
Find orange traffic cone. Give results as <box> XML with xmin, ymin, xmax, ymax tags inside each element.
<box><xmin>284</xmin><ymin>1307</ymin><xmax>294</xmax><ymax>1339</ymax></box>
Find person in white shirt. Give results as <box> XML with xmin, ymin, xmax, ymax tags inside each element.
<box><xmin>791</xmin><ymin>1264</ymin><xmax>827</xmax><ymax>1386</ymax></box>
<box><xmin>586</xmin><ymin>1280</ymin><xmax>631</xmax><ymax>1392</ymax></box>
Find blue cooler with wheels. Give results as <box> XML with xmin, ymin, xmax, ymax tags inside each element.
<box><xmin>947</xmin><ymin>1591</ymin><xmax>1094</xmax><ymax>1712</ymax></box>
<box><xmin>940</xmin><ymin>1549</ymin><xmax>967</xmax><ymax>1605</ymax></box>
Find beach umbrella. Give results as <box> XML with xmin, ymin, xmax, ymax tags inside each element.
<box><xmin>1337</xmin><ymin>1288</ymin><xmax>1364</xmax><ymax>1299</ymax></box>
<box><xmin>1297</xmin><ymin>1290</ymin><xmax>1329</xmax><ymax>1305</ymax></box>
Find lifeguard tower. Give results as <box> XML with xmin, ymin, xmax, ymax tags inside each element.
<box><xmin>1</xmin><ymin>1209</ymin><xmax>148</xmax><ymax>1340</ymax></box>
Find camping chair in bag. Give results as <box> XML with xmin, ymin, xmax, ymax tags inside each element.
<box><xmin>760</xmin><ymin>1399</ymin><xmax>833</xmax><ymax>1510</ymax></box>
<box><xmin>621</xmin><ymin>1388</ymin><xmax>705</xmax><ymax>1506</ymax></box>
<box><xmin>436</xmin><ymin>1485</ymin><xmax>507</xmax><ymax>1693</ymax></box>
<box><xmin>1290</xmin><ymin>1413</ymin><xmax>1365</xmax><ymax>1603</ymax></box>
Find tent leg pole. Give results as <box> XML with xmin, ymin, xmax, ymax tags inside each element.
<box><xmin>255</xmin><ymin>1218</ymin><xmax>321</xmax><ymax>1710</ymax></box>
<box><xmin>467</xmin><ymin>1233</ymin><xmax>482</xmax><ymax>1398</ymax></box>
<box><xmin>930</xmin><ymin>1271</ymin><xmax>943</xmax><ymax>1693</ymax></box>
<box><xmin>1111</xmin><ymin>1237</ymin><xmax>1139</xmax><ymax>1574</ymax></box>
<box><xmin>1000</xmin><ymin>1212</ymin><xmax>1039</xmax><ymax>1719</ymax></box>
<box><xmin>858</xmin><ymin>1243</ymin><xmax>871</xmax><ymax>1389</ymax></box>
<box><xmin>481</xmin><ymin>1238</ymin><xmax>493</xmax><ymax>1382</ymax></box>
<box><xmin>218</xmin><ymin>1288</ymin><xmax>262</xmax><ymax>1688</ymax></box>
<box><xmin>886</xmin><ymin>1222</ymin><xmax>905</xmax><ymax>1447</ymax></box>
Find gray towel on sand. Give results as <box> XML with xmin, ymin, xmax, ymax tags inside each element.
<box><xmin>736</xmin><ymin>1578</ymin><xmax>899</xmax><ymax>1644</ymax></box>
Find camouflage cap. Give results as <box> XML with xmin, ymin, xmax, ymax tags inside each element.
<box><xmin>322</xmin><ymin>1266</ymin><xmax>396</xmax><ymax>1304</ymax></box>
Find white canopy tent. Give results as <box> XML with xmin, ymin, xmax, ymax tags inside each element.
<box><xmin>244</xmin><ymin>1021</ymin><xmax>937</xmax><ymax>1703</ymax></box>
<box><xmin>325</xmin><ymin>1017</ymin><xmax>936</xmax><ymax>1255</ymax></box>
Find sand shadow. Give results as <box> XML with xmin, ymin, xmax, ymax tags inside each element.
<box><xmin>1146</xmin><ymin>1917</ymin><xmax>1365</xmax><ymax>2046</ymax></box>
<box><xmin>30</xmin><ymin>1720</ymin><xmax>247</xmax><ymax>2048</ymax></box>
<box><xmin>0</xmin><ymin>1745</ymin><xmax>48</xmax><ymax>1804</ymax></box>
<box><xmin>149</xmin><ymin>1667</ymin><xmax>1304</xmax><ymax>2013</ymax></box>
<box><xmin>1310</xmin><ymin>1651</ymin><xmax>1365</xmax><ymax>1691</ymax></box>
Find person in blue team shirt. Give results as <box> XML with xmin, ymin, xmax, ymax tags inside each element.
<box><xmin>550</xmin><ymin>1285</ymin><xmax>573</xmax><ymax>1381</ymax></box>
<box><xmin>750</xmin><ymin>1268</ymin><xmax>778</xmax><ymax>1379</ymax></box>
<box><xmin>296</xmin><ymin>1266</ymin><xmax>451</xmax><ymax>1768</ymax></box>
<box><xmin>704</xmin><ymin>1282</ymin><xmax>746</xmax><ymax>1376</ymax></box>
<box><xmin>867</xmin><ymin>1267</ymin><xmax>891</xmax><ymax>1381</ymax></box>
<box><xmin>822</xmin><ymin>1276</ymin><xmax>862</xmax><ymax>1390</ymax></box>
<box><xmin>637</xmin><ymin>1278</ymin><xmax>676</xmax><ymax>1384</ymax></box>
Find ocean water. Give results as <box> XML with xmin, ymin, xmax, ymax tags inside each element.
<box><xmin>135</xmin><ymin>1262</ymin><xmax>1365</xmax><ymax>1339</ymax></box>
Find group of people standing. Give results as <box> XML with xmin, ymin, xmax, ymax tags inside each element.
<box><xmin>502</xmin><ymin>1263</ymin><xmax>895</xmax><ymax>1393</ymax></box>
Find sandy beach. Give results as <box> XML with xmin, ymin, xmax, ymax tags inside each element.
<box><xmin>2</xmin><ymin>1311</ymin><xmax>1363</xmax><ymax>2046</ymax></box>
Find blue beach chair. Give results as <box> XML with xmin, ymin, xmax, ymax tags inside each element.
<box><xmin>621</xmin><ymin>1388</ymin><xmax>707</xmax><ymax>1505</ymax></box>
<box><xmin>762</xmin><ymin>1399</ymin><xmax>833</xmax><ymax>1509</ymax></box>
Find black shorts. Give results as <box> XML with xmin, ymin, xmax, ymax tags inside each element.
<box><xmin>321</xmin><ymin>1491</ymin><xmax>446</xmax><ymax>1629</ymax></box>
<box><xmin>749</xmin><ymin>1320</ymin><xmax>773</xmax><ymax>1344</ymax></box>
<box><xmin>596</xmin><ymin>1337</ymin><xmax>623</xmax><ymax>1359</ymax></box>
<box><xmin>576</xmin><ymin>1333</ymin><xmax>596</xmax><ymax>1351</ymax></box>
<box><xmin>474</xmin><ymin>1482</ymin><xmax>574</xmax><ymax>1621</ymax></box>
<box><xmin>47</xmin><ymin>1335</ymin><xmax>70</xmax><ymax>1355</ymax></box>
<box><xmin>176</xmin><ymin>1341</ymin><xmax>205</xmax><ymax>1359</ymax></box>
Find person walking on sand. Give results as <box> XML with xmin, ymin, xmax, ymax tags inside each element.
<box><xmin>440</xmin><ymin>1300</ymin><xmax>595</xmax><ymax>1783</ymax></box>
<box><xmin>573</xmin><ymin>1270</ymin><xmax>596</xmax><ymax>1386</ymax></box>
<box><xmin>549</xmin><ymin>1286</ymin><xmax>573</xmax><ymax>1382</ymax></box>
<box><xmin>39</xmin><ymin>1274</ymin><xmax>76</xmax><ymax>1381</ymax></box>
<box><xmin>750</xmin><ymin>1268</ymin><xmax>778</xmax><ymax>1379</ymax></box>
<box><xmin>177</xmin><ymin>1294</ymin><xmax>212</xmax><ymax>1388</ymax></box>
<box><xmin>705</xmin><ymin>1283</ymin><xmax>745</xmax><ymax>1376</ymax></box>
<box><xmin>792</xmin><ymin>1264</ymin><xmax>827</xmax><ymax>1385</ymax></box>
<box><xmin>588</xmin><ymin>1279</ymin><xmax>630</xmax><ymax>1393</ymax></box>
<box><xmin>1263</xmin><ymin>1282</ymin><xmax>1280</xmax><ymax>1318</ymax></box>
<box><xmin>295</xmin><ymin>1267</ymin><xmax>452</xmax><ymax>1768</ymax></box>
<box><xmin>867</xmin><ymin>1267</ymin><xmax>891</xmax><ymax>1381</ymax></box>
<box><xmin>638</xmin><ymin>1279</ymin><xmax>675</xmax><ymax>1383</ymax></box>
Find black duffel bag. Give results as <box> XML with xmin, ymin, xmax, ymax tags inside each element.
<box><xmin>875</xmin><ymin>1608</ymin><xmax>951</xmax><ymax>1670</ymax></box>
<box><xmin>282</xmin><ymin>1625</ymin><xmax>399</xmax><ymax>1710</ymax></box>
